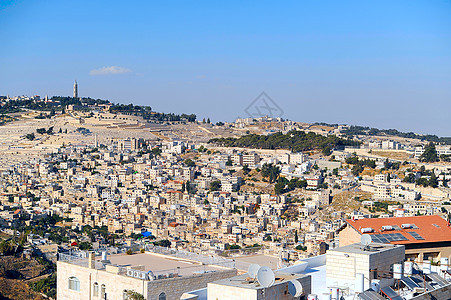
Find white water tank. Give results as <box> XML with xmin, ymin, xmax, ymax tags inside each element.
<box><xmin>401</xmin><ymin>223</ymin><xmax>413</xmax><ymax>229</ymax></box>
<box><xmin>423</xmin><ymin>261</ymin><xmax>431</xmax><ymax>274</ymax></box>
<box><xmin>382</xmin><ymin>225</ymin><xmax>393</xmax><ymax>231</ymax></box>
<box><xmin>355</xmin><ymin>273</ymin><xmax>364</xmax><ymax>293</ymax></box>
<box><xmin>393</xmin><ymin>264</ymin><xmax>403</xmax><ymax>279</ymax></box>
<box><xmin>101</xmin><ymin>251</ymin><xmax>107</xmax><ymax>261</ymax></box>
<box><xmin>404</xmin><ymin>261</ymin><xmax>413</xmax><ymax>276</ymax></box>
<box><xmin>361</xmin><ymin>227</ymin><xmax>374</xmax><ymax>233</ymax></box>
<box><xmin>441</xmin><ymin>257</ymin><xmax>449</xmax><ymax>272</ymax></box>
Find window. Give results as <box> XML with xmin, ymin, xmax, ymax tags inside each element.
<box><xmin>68</xmin><ymin>277</ymin><xmax>80</xmax><ymax>291</ymax></box>
<box><xmin>101</xmin><ymin>284</ymin><xmax>106</xmax><ymax>298</ymax></box>
<box><xmin>93</xmin><ymin>282</ymin><xmax>99</xmax><ymax>296</ymax></box>
<box><xmin>159</xmin><ymin>292</ymin><xmax>167</xmax><ymax>300</ymax></box>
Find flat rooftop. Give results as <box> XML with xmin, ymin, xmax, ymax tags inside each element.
<box><xmin>107</xmin><ymin>252</ymin><xmax>229</xmax><ymax>276</ymax></box>
<box><xmin>229</xmin><ymin>254</ymin><xmax>281</xmax><ymax>272</ymax></box>
<box><xmin>210</xmin><ymin>271</ymin><xmax>304</xmax><ymax>290</ymax></box>
<box><xmin>328</xmin><ymin>242</ymin><xmax>403</xmax><ymax>255</ymax></box>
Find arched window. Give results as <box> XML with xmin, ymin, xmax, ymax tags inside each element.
<box><xmin>158</xmin><ymin>292</ymin><xmax>167</xmax><ymax>300</ymax></box>
<box><xmin>68</xmin><ymin>276</ymin><xmax>80</xmax><ymax>291</ymax></box>
<box><xmin>101</xmin><ymin>284</ymin><xmax>106</xmax><ymax>298</ymax></box>
<box><xmin>93</xmin><ymin>282</ymin><xmax>99</xmax><ymax>296</ymax></box>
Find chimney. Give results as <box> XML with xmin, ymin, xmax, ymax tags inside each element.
<box><xmin>88</xmin><ymin>252</ymin><xmax>95</xmax><ymax>269</ymax></box>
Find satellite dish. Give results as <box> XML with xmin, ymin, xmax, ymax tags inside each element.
<box><xmin>361</xmin><ymin>234</ymin><xmax>372</xmax><ymax>246</ymax></box>
<box><xmin>256</xmin><ymin>266</ymin><xmax>275</xmax><ymax>288</ymax></box>
<box><xmin>288</xmin><ymin>280</ymin><xmax>304</xmax><ymax>297</ymax></box>
<box><xmin>248</xmin><ymin>264</ymin><xmax>260</xmax><ymax>279</ymax></box>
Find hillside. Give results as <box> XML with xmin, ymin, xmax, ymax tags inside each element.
<box><xmin>209</xmin><ymin>130</ymin><xmax>360</xmax><ymax>153</ymax></box>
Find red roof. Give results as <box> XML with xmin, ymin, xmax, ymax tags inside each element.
<box><xmin>346</xmin><ymin>215</ymin><xmax>451</xmax><ymax>244</ymax></box>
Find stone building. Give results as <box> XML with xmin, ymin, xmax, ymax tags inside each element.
<box><xmin>57</xmin><ymin>251</ymin><xmax>236</xmax><ymax>300</ymax></box>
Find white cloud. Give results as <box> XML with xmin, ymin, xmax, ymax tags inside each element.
<box><xmin>89</xmin><ymin>66</ymin><xmax>132</xmax><ymax>76</ymax></box>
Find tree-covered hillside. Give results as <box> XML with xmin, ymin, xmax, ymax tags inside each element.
<box><xmin>209</xmin><ymin>130</ymin><xmax>360</xmax><ymax>153</ymax></box>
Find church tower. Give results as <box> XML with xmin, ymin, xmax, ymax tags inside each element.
<box><xmin>73</xmin><ymin>80</ymin><xmax>78</xmax><ymax>99</ymax></box>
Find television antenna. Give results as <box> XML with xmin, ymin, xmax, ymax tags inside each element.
<box><xmin>288</xmin><ymin>279</ymin><xmax>304</xmax><ymax>297</ymax></box>
<box><xmin>256</xmin><ymin>266</ymin><xmax>275</xmax><ymax>288</ymax></box>
<box><xmin>248</xmin><ymin>264</ymin><xmax>260</xmax><ymax>279</ymax></box>
<box><xmin>361</xmin><ymin>234</ymin><xmax>372</xmax><ymax>250</ymax></box>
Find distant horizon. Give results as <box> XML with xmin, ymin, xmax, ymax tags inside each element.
<box><xmin>3</xmin><ymin>90</ymin><xmax>451</xmax><ymax>139</ymax></box>
<box><xmin>1</xmin><ymin>1</ymin><xmax>450</xmax><ymax>135</ymax></box>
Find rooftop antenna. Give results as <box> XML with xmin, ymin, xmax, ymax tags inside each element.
<box><xmin>288</xmin><ymin>279</ymin><xmax>304</xmax><ymax>297</ymax></box>
<box><xmin>256</xmin><ymin>266</ymin><xmax>275</xmax><ymax>288</ymax></box>
<box><xmin>361</xmin><ymin>234</ymin><xmax>372</xmax><ymax>251</ymax></box>
<box><xmin>247</xmin><ymin>264</ymin><xmax>260</xmax><ymax>279</ymax></box>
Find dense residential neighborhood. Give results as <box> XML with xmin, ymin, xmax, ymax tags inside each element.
<box><xmin>0</xmin><ymin>95</ymin><xmax>450</xmax><ymax>298</ymax></box>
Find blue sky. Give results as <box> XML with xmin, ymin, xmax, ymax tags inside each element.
<box><xmin>1</xmin><ymin>0</ymin><xmax>450</xmax><ymax>135</ymax></box>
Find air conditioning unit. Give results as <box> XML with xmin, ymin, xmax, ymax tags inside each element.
<box><xmin>127</xmin><ymin>269</ymin><xmax>134</xmax><ymax>277</ymax></box>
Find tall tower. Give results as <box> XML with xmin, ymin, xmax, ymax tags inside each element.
<box><xmin>73</xmin><ymin>80</ymin><xmax>78</xmax><ymax>99</ymax></box>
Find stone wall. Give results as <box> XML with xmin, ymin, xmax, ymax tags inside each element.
<box><xmin>57</xmin><ymin>261</ymin><xmax>146</xmax><ymax>300</ymax></box>
<box><xmin>326</xmin><ymin>245</ymin><xmax>404</xmax><ymax>291</ymax></box>
<box><xmin>57</xmin><ymin>261</ymin><xmax>236</xmax><ymax>300</ymax></box>
<box><xmin>146</xmin><ymin>269</ymin><xmax>237</xmax><ymax>300</ymax></box>
<box><xmin>207</xmin><ymin>275</ymin><xmax>311</xmax><ymax>300</ymax></box>
<box><xmin>338</xmin><ymin>225</ymin><xmax>361</xmax><ymax>247</ymax></box>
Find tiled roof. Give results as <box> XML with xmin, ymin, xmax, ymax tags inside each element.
<box><xmin>346</xmin><ymin>215</ymin><xmax>451</xmax><ymax>244</ymax></box>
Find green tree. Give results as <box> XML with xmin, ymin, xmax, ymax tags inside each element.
<box><xmin>332</xmin><ymin>168</ymin><xmax>339</xmax><ymax>176</ymax></box>
<box><xmin>124</xmin><ymin>290</ymin><xmax>145</xmax><ymax>300</ymax></box>
<box><xmin>322</xmin><ymin>146</ymin><xmax>332</xmax><ymax>156</ymax></box>
<box><xmin>153</xmin><ymin>239</ymin><xmax>171</xmax><ymax>247</ymax></box>
<box><xmin>420</xmin><ymin>143</ymin><xmax>438</xmax><ymax>162</ymax></box>
<box><xmin>210</xmin><ymin>180</ymin><xmax>221</xmax><ymax>191</ymax></box>
<box><xmin>151</xmin><ymin>147</ymin><xmax>162</xmax><ymax>156</ymax></box>
<box><xmin>242</xmin><ymin>164</ymin><xmax>251</xmax><ymax>175</ymax></box>
<box><xmin>78</xmin><ymin>241</ymin><xmax>92</xmax><ymax>250</ymax></box>
<box><xmin>36</xmin><ymin>128</ymin><xmax>46</xmax><ymax>134</ymax></box>
<box><xmin>274</xmin><ymin>181</ymin><xmax>285</xmax><ymax>195</ymax></box>
<box><xmin>429</xmin><ymin>173</ymin><xmax>438</xmax><ymax>188</ymax></box>
<box><xmin>261</xmin><ymin>163</ymin><xmax>280</xmax><ymax>183</ymax></box>
<box><xmin>184</xmin><ymin>158</ymin><xmax>195</xmax><ymax>167</ymax></box>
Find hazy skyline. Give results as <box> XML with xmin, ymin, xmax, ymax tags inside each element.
<box><xmin>1</xmin><ymin>0</ymin><xmax>450</xmax><ymax>136</ymax></box>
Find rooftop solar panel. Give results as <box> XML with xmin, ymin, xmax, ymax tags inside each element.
<box><xmin>407</xmin><ymin>231</ymin><xmax>425</xmax><ymax>240</ymax></box>
<box><xmin>359</xmin><ymin>291</ymin><xmax>385</xmax><ymax>300</ymax></box>
<box><xmin>380</xmin><ymin>287</ymin><xmax>403</xmax><ymax>300</ymax></box>
<box><xmin>427</xmin><ymin>273</ymin><xmax>448</xmax><ymax>287</ymax></box>
<box><xmin>411</xmin><ymin>274</ymin><xmax>434</xmax><ymax>291</ymax></box>
<box><xmin>401</xmin><ymin>276</ymin><xmax>419</xmax><ymax>290</ymax></box>
<box><xmin>370</xmin><ymin>233</ymin><xmax>408</xmax><ymax>244</ymax></box>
